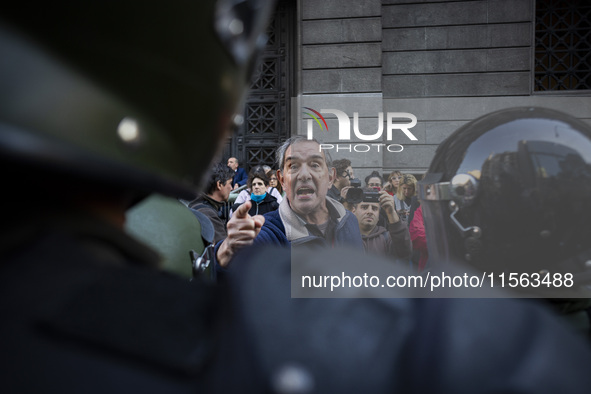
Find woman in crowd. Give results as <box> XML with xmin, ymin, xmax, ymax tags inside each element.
<box><xmin>266</xmin><ymin>168</ymin><xmax>284</xmax><ymax>198</ymax></box>
<box><xmin>384</xmin><ymin>170</ymin><xmax>402</xmax><ymax>196</ymax></box>
<box><xmin>394</xmin><ymin>174</ymin><xmax>417</xmax><ymax>225</ymax></box>
<box><xmin>409</xmin><ymin>204</ymin><xmax>429</xmax><ymax>273</ymax></box>
<box><xmin>365</xmin><ymin>170</ymin><xmax>384</xmax><ymax>190</ymax></box>
<box><xmin>233</xmin><ymin>166</ymin><xmax>282</xmax><ymax>207</ymax></box>
<box><xmin>232</xmin><ymin>169</ymin><xmax>279</xmax><ymax>217</ymax></box>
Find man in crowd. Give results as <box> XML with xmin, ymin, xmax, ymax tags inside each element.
<box><xmin>327</xmin><ymin>158</ymin><xmax>353</xmax><ymax>202</ymax></box>
<box><xmin>228</xmin><ymin>156</ymin><xmax>247</xmax><ymax>190</ymax></box>
<box><xmin>351</xmin><ymin>188</ymin><xmax>411</xmax><ymax>261</ymax></box>
<box><xmin>189</xmin><ymin>162</ymin><xmax>234</xmax><ymax>244</ymax></box>
<box><xmin>216</xmin><ymin>136</ymin><xmax>363</xmax><ymax>268</ymax></box>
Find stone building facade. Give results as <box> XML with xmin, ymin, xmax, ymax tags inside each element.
<box><xmin>230</xmin><ymin>0</ymin><xmax>591</xmax><ymax>182</ymax></box>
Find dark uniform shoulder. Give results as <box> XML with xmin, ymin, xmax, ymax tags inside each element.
<box><xmin>0</xmin><ymin>224</ymin><xmax>221</xmax><ymax>393</ymax></box>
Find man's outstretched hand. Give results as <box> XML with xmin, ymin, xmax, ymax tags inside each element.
<box><xmin>216</xmin><ymin>201</ymin><xmax>265</xmax><ymax>268</ymax></box>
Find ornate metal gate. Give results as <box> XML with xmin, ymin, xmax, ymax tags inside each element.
<box><xmin>534</xmin><ymin>1</ymin><xmax>591</xmax><ymax>91</ymax></box>
<box><xmin>223</xmin><ymin>1</ymin><xmax>294</xmax><ymax>173</ymax></box>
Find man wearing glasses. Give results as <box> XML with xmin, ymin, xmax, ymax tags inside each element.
<box><xmin>327</xmin><ymin>158</ymin><xmax>354</xmax><ymax>202</ymax></box>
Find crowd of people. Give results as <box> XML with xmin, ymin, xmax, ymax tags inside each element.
<box><xmin>203</xmin><ymin>125</ymin><xmax>591</xmax><ymax>338</ymax></box>
<box><xmin>209</xmin><ymin>120</ymin><xmax>591</xmax><ymax>337</ymax></box>
<box><xmin>3</xmin><ymin>1</ymin><xmax>591</xmax><ymax>393</ymax></box>
<box><xmin>207</xmin><ymin>152</ymin><xmax>425</xmax><ymax>271</ymax></box>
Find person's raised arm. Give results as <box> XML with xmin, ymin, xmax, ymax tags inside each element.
<box><xmin>380</xmin><ymin>191</ymin><xmax>411</xmax><ymax>259</ymax></box>
<box><xmin>216</xmin><ymin>201</ymin><xmax>265</xmax><ymax>268</ymax></box>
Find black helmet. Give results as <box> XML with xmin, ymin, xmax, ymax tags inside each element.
<box><xmin>418</xmin><ymin>107</ymin><xmax>591</xmax><ymax>293</ymax></box>
<box><xmin>0</xmin><ymin>0</ymin><xmax>275</xmax><ymax>199</ymax></box>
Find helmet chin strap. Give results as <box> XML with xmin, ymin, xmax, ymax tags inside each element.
<box><xmin>448</xmin><ymin>201</ymin><xmax>483</xmax><ymax>262</ymax></box>
<box><xmin>448</xmin><ymin>200</ymin><xmax>481</xmax><ymax>236</ymax></box>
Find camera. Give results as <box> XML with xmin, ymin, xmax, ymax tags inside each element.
<box><xmin>345</xmin><ymin>178</ymin><xmax>380</xmax><ymax>204</ymax></box>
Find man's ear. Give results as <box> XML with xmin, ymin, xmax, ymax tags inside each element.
<box><xmin>328</xmin><ymin>166</ymin><xmax>336</xmax><ymax>187</ymax></box>
<box><xmin>216</xmin><ymin>180</ymin><xmax>224</xmax><ymax>191</ymax></box>
<box><xmin>277</xmin><ymin>169</ymin><xmax>286</xmax><ymax>190</ymax></box>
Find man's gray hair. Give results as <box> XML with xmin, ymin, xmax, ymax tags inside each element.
<box><xmin>276</xmin><ymin>135</ymin><xmax>333</xmax><ymax>172</ymax></box>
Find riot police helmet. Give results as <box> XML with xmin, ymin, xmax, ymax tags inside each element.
<box><xmin>418</xmin><ymin>107</ymin><xmax>591</xmax><ymax>290</ymax></box>
<box><xmin>0</xmin><ymin>0</ymin><xmax>275</xmax><ymax>200</ymax></box>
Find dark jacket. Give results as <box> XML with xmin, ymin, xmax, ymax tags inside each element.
<box><xmin>232</xmin><ymin>193</ymin><xmax>279</xmax><ymax>217</ymax></box>
<box><xmin>190</xmin><ymin>194</ymin><xmax>230</xmax><ymax>244</ymax></box>
<box><xmin>251</xmin><ymin>196</ymin><xmax>364</xmax><ymax>250</ymax></box>
<box><xmin>326</xmin><ymin>185</ymin><xmax>342</xmax><ymax>202</ymax></box>
<box><xmin>0</xmin><ymin>211</ymin><xmax>263</xmax><ymax>393</ymax></box>
<box><xmin>233</xmin><ymin>167</ymin><xmax>247</xmax><ymax>187</ymax></box>
<box><xmin>222</xmin><ymin>245</ymin><xmax>591</xmax><ymax>393</ymax></box>
<box><xmin>361</xmin><ymin>220</ymin><xmax>412</xmax><ymax>260</ymax></box>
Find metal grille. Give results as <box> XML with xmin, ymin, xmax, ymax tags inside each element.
<box><xmin>534</xmin><ymin>1</ymin><xmax>591</xmax><ymax>91</ymax></box>
<box><xmin>246</xmin><ymin>147</ymin><xmax>277</xmax><ymax>168</ymax></box>
<box><xmin>251</xmin><ymin>58</ymin><xmax>278</xmax><ymax>90</ymax></box>
<box><xmin>246</xmin><ymin>103</ymin><xmax>278</xmax><ymax>134</ymax></box>
<box><xmin>223</xmin><ymin>0</ymin><xmax>294</xmax><ymax>172</ymax></box>
<box><xmin>266</xmin><ymin>17</ymin><xmax>277</xmax><ymax>47</ymax></box>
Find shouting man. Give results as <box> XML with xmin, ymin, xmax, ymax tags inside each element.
<box><xmin>216</xmin><ymin>136</ymin><xmax>363</xmax><ymax>267</ymax></box>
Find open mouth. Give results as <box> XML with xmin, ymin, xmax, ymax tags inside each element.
<box><xmin>296</xmin><ymin>187</ymin><xmax>315</xmax><ymax>197</ymax></box>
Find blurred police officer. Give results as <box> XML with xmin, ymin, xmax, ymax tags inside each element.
<box><xmin>0</xmin><ymin>1</ymin><xmax>274</xmax><ymax>392</ymax></box>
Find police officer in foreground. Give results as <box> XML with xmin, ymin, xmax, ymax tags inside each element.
<box><xmin>0</xmin><ymin>1</ymin><xmax>274</xmax><ymax>392</ymax></box>
<box><xmin>2</xmin><ymin>2</ymin><xmax>591</xmax><ymax>394</ymax></box>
